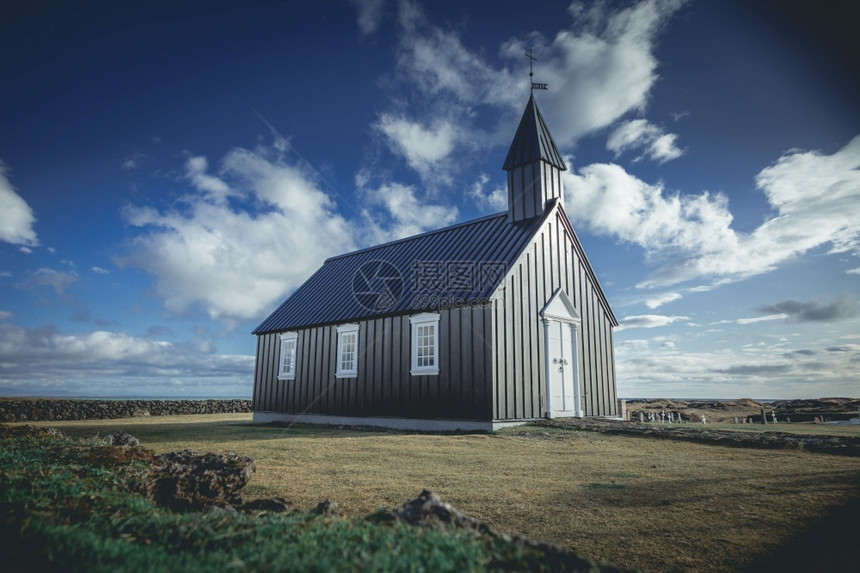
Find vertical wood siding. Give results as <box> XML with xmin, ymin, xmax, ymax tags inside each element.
<box><xmin>253</xmin><ymin>307</ymin><xmax>493</xmax><ymax>421</ymax></box>
<box><xmin>508</xmin><ymin>162</ymin><xmax>563</xmax><ymax>223</ymax></box>
<box><xmin>491</xmin><ymin>209</ymin><xmax>617</xmax><ymax>419</ymax></box>
<box><xmin>253</xmin><ymin>203</ymin><xmax>616</xmax><ymax>422</ymax></box>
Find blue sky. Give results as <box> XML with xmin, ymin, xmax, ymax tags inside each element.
<box><xmin>1</xmin><ymin>0</ymin><xmax>858</xmax><ymax>399</ymax></box>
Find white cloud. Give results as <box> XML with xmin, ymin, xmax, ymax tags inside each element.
<box><xmin>375</xmin><ymin>0</ymin><xmax>685</xmax><ymax>180</ymax></box>
<box><xmin>616</xmin><ymin>334</ymin><xmax>860</xmax><ymax>398</ymax></box>
<box><xmin>565</xmin><ymin>162</ymin><xmax>735</xmax><ymax>269</ymax></box>
<box><xmin>121</xmin><ymin>140</ymin><xmax>460</xmax><ymax>327</ymax></box>
<box><xmin>753</xmin><ymin>135</ymin><xmax>860</xmax><ymax>258</ymax></box>
<box><xmin>118</xmin><ymin>144</ymin><xmax>357</xmax><ymax>324</ymax></box>
<box><xmin>0</xmin><ymin>323</ymin><xmax>253</xmax><ymax>396</ymax></box>
<box><xmin>0</xmin><ymin>160</ymin><xmax>39</xmax><ymax>247</ymax></box>
<box><xmin>607</xmin><ymin>119</ymin><xmax>656</xmax><ymax>155</ymax></box>
<box><xmin>758</xmin><ymin>294</ymin><xmax>858</xmax><ymax>323</ymax></box>
<box><xmin>91</xmin><ymin>266</ymin><xmax>110</xmax><ymax>275</ymax></box>
<box><xmin>358</xmin><ymin>179</ymin><xmax>458</xmax><ymax>240</ymax></box>
<box><xmin>649</xmin><ymin>132</ymin><xmax>684</xmax><ymax>163</ymax></box>
<box><xmin>847</xmin><ymin>267</ymin><xmax>860</xmax><ymax>275</ymax></box>
<box><xmin>121</xmin><ymin>152</ymin><xmax>147</xmax><ymax>171</ymax></box>
<box><xmin>375</xmin><ymin>114</ymin><xmax>459</xmax><ymax>182</ymax></box>
<box><xmin>30</xmin><ymin>267</ymin><xmax>78</xmax><ymax>297</ymax></box>
<box><xmin>351</xmin><ymin>0</ymin><xmax>385</xmax><ymax>36</ymax></box>
<box><xmin>469</xmin><ymin>174</ymin><xmax>507</xmax><ymax>213</ymax></box>
<box><xmin>503</xmin><ymin>0</ymin><xmax>687</xmax><ymax>147</ymax></box>
<box><xmin>566</xmin><ymin>134</ymin><xmax>860</xmax><ymax>288</ymax></box>
<box><xmin>395</xmin><ymin>1</ymin><xmax>516</xmax><ymax>107</ymax></box>
<box><xmin>645</xmin><ymin>291</ymin><xmax>682</xmax><ymax>309</ymax></box>
<box><xmin>616</xmin><ymin>314</ymin><xmax>689</xmax><ymax>331</ymax></box>
<box><xmin>607</xmin><ymin>119</ymin><xmax>684</xmax><ymax>163</ymax></box>
<box><xmin>736</xmin><ymin>314</ymin><xmax>786</xmax><ymax>325</ymax></box>
<box><xmin>184</xmin><ymin>156</ymin><xmax>234</xmax><ymax>204</ymax></box>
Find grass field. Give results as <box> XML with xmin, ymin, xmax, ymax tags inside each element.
<box><xmin>685</xmin><ymin>421</ymin><xmax>860</xmax><ymax>437</ymax></box>
<box><xmin>34</xmin><ymin>414</ymin><xmax>860</xmax><ymax>572</ymax></box>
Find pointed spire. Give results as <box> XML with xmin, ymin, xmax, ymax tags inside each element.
<box><xmin>503</xmin><ymin>95</ymin><xmax>568</xmax><ymax>223</ymax></box>
<box><xmin>502</xmin><ymin>94</ymin><xmax>567</xmax><ymax>172</ymax></box>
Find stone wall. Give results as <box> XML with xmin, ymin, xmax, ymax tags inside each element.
<box><xmin>0</xmin><ymin>399</ymin><xmax>252</xmax><ymax>423</ymax></box>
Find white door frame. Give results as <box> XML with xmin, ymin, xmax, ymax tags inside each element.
<box><xmin>541</xmin><ymin>289</ymin><xmax>583</xmax><ymax>418</ymax></box>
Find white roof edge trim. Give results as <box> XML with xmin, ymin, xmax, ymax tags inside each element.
<box><xmin>541</xmin><ymin>287</ymin><xmax>581</xmax><ymax>324</ymax></box>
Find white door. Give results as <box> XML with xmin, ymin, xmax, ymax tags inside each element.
<box><xmin>547</xmin><ymin>320</ymin><xmax>578</xmax><ymax>417</ymax></box>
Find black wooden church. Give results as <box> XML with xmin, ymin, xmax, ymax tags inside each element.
<box><xmin>252</xmin><ymin>94</ymin><xmax>618</xmax><ymax>430</ymax></box>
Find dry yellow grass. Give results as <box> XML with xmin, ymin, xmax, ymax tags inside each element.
<box><xmin>33</xmin><ymin>414</ymin><xmax>860</xmax><ymax>572</ymax></box>
<box><xmin>663</xmin><ymin>421</ymin><xmax>860</xmax><ymax>438</ymax></box>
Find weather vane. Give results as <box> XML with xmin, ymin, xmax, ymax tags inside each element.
<box><xmin>525</xmin><ymin>49</ymin><xmax>548</xmax><ymax>92</ymax></box>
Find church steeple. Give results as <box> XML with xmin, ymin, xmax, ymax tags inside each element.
<box><xmin>503</xmin><ymin>94</ymin><xmax>567</xmax><ymax>223</ymax></box>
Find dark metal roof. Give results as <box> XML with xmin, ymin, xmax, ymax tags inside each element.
<box><xmin>502</xmin><ymin>94</ymin><xmax>567</xmax><ymax>171</ymax></box>
<box><xmin>252</xmin><ymin>211</ymin><xmax>548</xmax><ymax>334</ymax></box>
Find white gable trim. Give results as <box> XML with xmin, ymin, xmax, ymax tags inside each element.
<box><xmin>540</xmin><ymin>288</ymin><xmax>581</xmax><ymax>325</ymax></box>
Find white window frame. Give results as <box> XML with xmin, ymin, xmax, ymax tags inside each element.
<box><xmin>278</xmin><ymin>332</ymin><xmax>298</xmax><ymax>380</ymax></box>
<box><xmin>410</xmin><ymin>312</ymin><xmax>440</xmax><ymax>376</ymax></box>
<box><xmin>335</xmin><ymin>323</ymin><xmax>360</xmax><ymax>378</ymax></box>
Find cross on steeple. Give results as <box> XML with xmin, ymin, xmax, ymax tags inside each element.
<box><xmin>525</xmin><ymin>49</ymin><xmax>548</xmax><ymax>92</ymax></box>
<box><xmin>525</xmin><ymin>49</ymin><xmax>537</xmax><ymax>79</ymax></box>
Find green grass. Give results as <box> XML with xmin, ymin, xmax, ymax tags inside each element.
<box><xmin>18</xmin><ymin>414</ymin><xmax>860</xmax><ymax>572</ymax></box>
<box><xmin>687</xmin><ymin>421</ymin><xmax>860</xmax><ymax>437</ymax></box>
<box><xmin>0</xmin><ymin>426</ymin><xmax>601</xmax><ymax>573</ymax></box>
<box><xmin>585</xmin><ymin>483</ymin><xmax>627</xmax><ymax>490</ymax></box>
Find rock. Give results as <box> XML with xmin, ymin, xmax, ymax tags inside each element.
<box><xmin>314</xmin><ymin>498</ymin><xmax>339</xmax><ymax>516</ymax></box>
<box><xmin>0</xmin><ymin>424</ymin><xmax>66</xmax><ymax>440</ymax></box>
<box><xmin>240</xmin><ymin>497</ymin><xmax>297</xmax><ymax>513</ymax></box>
<box><xmin>144</xmin><ymin>449</ymin><xmax>256</xmax><ymax>511</ymax></box>
<box><xmin>388</xmin><ymin>489</ymin><xmax>494</xmax><ymax>535</ymax></box>
<box><xmin>104</xmin><ymin>431</ymin><xmax>140</xmax><ymax>447</ymax></box>
<box><xmin>45</xmin><ymin>427</ymin><xmax>69</xmax><ymax>440</ymax></box>
<box><xmin>386</xmin><ymin>490</ymin><xmax>622</xmax><ymax>571</ymax></box>
<box><xmin>0</xmin><ymin>399</ymin><xmax>252</xmax><ymax>423</ymax></box>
